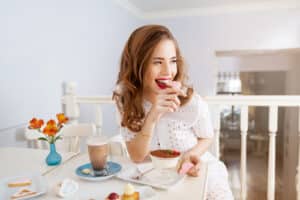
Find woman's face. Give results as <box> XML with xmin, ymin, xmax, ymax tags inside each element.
<box><xmin>143</xmin><ymin>39</ymin><xmax>178</xmax><ymax>96</ymax></box>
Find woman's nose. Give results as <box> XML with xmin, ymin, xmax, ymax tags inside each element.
<box><xmin>161</xmin><ymin>62</ymin><xmax>171</xmax><ymax>75</ymax></box>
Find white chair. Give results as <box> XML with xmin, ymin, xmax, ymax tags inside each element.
<box><xmin>109</xmin><ymin>134</ymin><xmax>128</xmax><ymax>158</ymax></box>
<box><xmin>25</xmin><ymin>123</ymin><xmax>96</xmax><ymax>154</ymax></box>
<box><xmin>57</xmin><ymin>123</ymin><xmax>96</xmax><ymax>153</ymax></box>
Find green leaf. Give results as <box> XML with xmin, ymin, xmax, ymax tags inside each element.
<box><xmin>38</xmin><ymin>137</ymin><xmax>48</xmax><ymax>142</ymax></box>
<box><xmin>54</xmin><ymin>136</ymin><xmax>62</xmax><ymax>142</ymax></box>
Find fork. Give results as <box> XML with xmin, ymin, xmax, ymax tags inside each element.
<box><xmin>132</xmin><ymin>167</ymin><xmax>154</xmax><ymax>180</ymax></box>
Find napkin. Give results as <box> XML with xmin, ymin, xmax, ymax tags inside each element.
<box><xmin>136</xmin><ymin>162</ymin><xmax>153</xmax><ymax>173</ymax></box>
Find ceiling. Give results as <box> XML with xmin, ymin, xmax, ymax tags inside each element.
<box><xmin>116</xmin><ymin>0</ymin><xmax>300</xmax><ymax>18</ymax></box>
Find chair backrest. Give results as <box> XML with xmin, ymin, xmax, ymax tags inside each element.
<box><xmin>25</xmin><ymin>123</ymin><xmax>96</xmax><ymax>153</ymax></box>
<box><xmin>61</xmin><ymin>82</ymin><xmax>128</xmax><ymax>158</ymax></box>
<box><xmin>58</xmin><ymin>123</ymin><xmax>96</xmax><ymax>153</ymax></box>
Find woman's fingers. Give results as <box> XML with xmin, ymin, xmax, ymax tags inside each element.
<box><xmin>161</xmin><ymin>101</ymin><xmax>178</xmax><ymax>112</ymax></box>
<box><xmin>187</xmin><ymin>162</ymin><xmax>201</xmax><ymax>177</ymax></box>
<box><xmin>163</xmin><ymin>94</ymin><xmax>180</xmax><ymax>106</ymax></box>
<box><xmin>152</xmin><ymin>81</ymin><xmax>186</xmax><ymax>116</ymax></box>
<box><xmin>187</xmin><ymin>155</ymin><xmax>202</xmax><ymax>177</ymax></box>
<box><xmin>159</xmin><ymin>87</ymin><xmax>185</xmax><ymax>97</ymax></box>
<box><xmin>179</xmin><ymin>162</ymin><xmax>194</xmax><ymax>175</ymax></box>
<box><xmin>156</xmin><ymin>94</ymin><xmax>180</xmax><ymax>111</ymax></box>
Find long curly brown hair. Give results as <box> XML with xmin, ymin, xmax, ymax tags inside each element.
<box><xmin>113</xmin><ymin>25</ymin><xmax>193</xmax><ymax>132</ymax></box>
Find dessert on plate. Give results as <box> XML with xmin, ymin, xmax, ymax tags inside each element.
<box><xmin>150</xmin><ymin>149</ymin><xmax>181</xmax><ymax>169</ymax></box>
<box><xmin>7</xmin><ymin>179</ymin><xmax>32</xmax><ymax>187</ymax></box>
<box><xmin>121</xmin><ymin>183</ymin><xmax>139</xmax><ymax>200</ymax></box>
<box><xmin>10</xmin><ymin>188</ymin><xmax>36</xmax><ymax>199</ymax></box>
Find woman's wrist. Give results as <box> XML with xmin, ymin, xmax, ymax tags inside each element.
<box><xmin>138</xmin><ymin>111</ymin><xmax>157</xmax><ymax>138</ymax></box>
<box><xmin>184</xmin><ymin>149</ymin><xmax>199</xmax><ymax>158</ymax></box>
<box><xmin>147</xmin><ymin>109</ymin><xmax>160</xmax><ymax>123</ymax></box>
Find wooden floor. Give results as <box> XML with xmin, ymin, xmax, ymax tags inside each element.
<box><xmin>222</xmin><ymin>150</ymin><xmax>283</xmax><ymax>200</ymax></box>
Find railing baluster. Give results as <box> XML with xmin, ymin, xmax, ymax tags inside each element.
<box><xmin>95</xmin><ymin>104</ymin><xmax>102</xmax><ymax>135</ymax></box>
<box><xmin>296</xmin><ymin>107</ymin><xmax>300</xmax><ymax>200</ymax></box>
<box><xmin>212</xmin><ymin>105</ymin><xmax>221</xmax><ymax>159</ymax></box>
<box><xmin>240</xmin><ymin>106</ymin><xmax>248</xmax><ymax>200</ymax></box>
<box><xmin>268</xmin><ymin>106</ymin><xmax>278</xmax><ymax>200</ymax></box>
<box><xmin>63</xmin><ymin>82</ymin><xmax>80</xmax><ymax>124</ymax></box>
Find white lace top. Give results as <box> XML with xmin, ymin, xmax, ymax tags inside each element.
<box><xmin>119</xmin><ymin>94</ymin><xmax>234</xmax><ymax>199</ymax></box>
<box><xmin>120</xmin><ymin>94</ymin><xmax>214</xmax><ymax>153</ymax></box>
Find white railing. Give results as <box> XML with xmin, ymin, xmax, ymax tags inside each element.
<box><xmin>205</xmin><ymin>95</ymin><xmax>300</xmax><ymax>200</ymax></box>
<box><xmin>62</xmin><ymin>82</ymin><xmax>300</xmax><ymax>200</ymax></box>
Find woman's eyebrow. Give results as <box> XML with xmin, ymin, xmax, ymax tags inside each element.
<box><xmin>152</xmin><ymin>56</ymin><xmax>177</xmax><ymax>60</ymax></box>
<box><xmin>152</xmin><ymin>57</ymin><xmax>164</xmax><ymax>60</ymax></box>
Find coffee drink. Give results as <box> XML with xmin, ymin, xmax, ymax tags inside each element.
<box><xmin>87</xmin><ymin>136</ymin><xmax>109</xmax><ymax>172</ymax></box>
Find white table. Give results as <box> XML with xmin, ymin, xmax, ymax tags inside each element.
<box><xmin>0</xmin><ymin>148</ymin><xmax>207</xmax><ymax>200</ymax></box>
<box><xmin>0</xmin><ymin>147</ymin><xmax>77</xmax><ymax>179</ymax></box>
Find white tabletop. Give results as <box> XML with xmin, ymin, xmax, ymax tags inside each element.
<box><xmin>0</xmin><ymin>148</ymin><xmax>207</xmax><ymax>200</ymax></box>
<box><xmin>0</xmin><ymin>147</ymin><xmax>77</xmax><ymax>179</ymax></box>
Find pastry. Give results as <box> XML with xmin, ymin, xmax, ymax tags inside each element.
<box><xmin>10</xmin><ymin>188</ymin><xmax>36</xmax><ymax>199</ymax></box>
<box><xmin>105</xmin><ymin>192</ymin><xmax>121</xmax><ymax>200</ymax></box>
<box><xmin>121</xmin><ymin>183</ymin><xmax>139</xmax><ymax>200</ymax></box>
<box><xmin>81</xmin><ymin>168</ymin><xmax>91</xmax><ymax>175</ymax></box>
<box><xmin>179</xmin><ymin>162</ymin><xmax>194</xmax><ymax>175</ymax></box>
<box><xmin>7</xmin><ymin>179</ymin><xmax>32</xmax><ymax>187</ymax></box>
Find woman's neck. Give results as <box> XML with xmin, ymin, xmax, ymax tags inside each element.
<box><xmin>142</xmin><ymin>91</ymin><xmax>156</xmax><ymax>104</ymax></box>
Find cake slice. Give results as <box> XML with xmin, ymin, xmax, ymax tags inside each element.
<box><xmin>10</xmin><ymin>188</ymin><xmax>37</xmax><ymax>199</ymax></box>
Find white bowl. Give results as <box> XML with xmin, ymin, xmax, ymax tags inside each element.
<box><xmin>150</xmin><ymin>150</ymin><xmax>181</xmax><ymax>169</ymax></box>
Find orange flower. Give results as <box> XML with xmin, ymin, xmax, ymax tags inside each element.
<box><xmin>47</xmin><ymin>119</ymin><xmax>56</xmax><ymax>126</ymax></box>
<box><xmin>43</xmin><ymin>120</ymin><xmax>58</xmax><ymax>136</ymax></box>
<box><xmin>56</xmin><ymin>113</ymin><xmax>68</xmax><ymax>124</ymax></box>
<box><xmin>29</xmin><ymin>118</ymin><xmax>44</xmax><ymax>129</ymax></box>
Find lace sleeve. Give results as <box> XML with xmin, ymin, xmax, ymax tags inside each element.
<box><xmin>192</xmin><ymin>95</ymin><xmax>214</xmax><ymax>138</ymax></box>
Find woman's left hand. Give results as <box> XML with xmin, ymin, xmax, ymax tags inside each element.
<box><xmin>177</xmin><ymin>154</ymin><xmax>202</xmax><ymax>177</ymax></box>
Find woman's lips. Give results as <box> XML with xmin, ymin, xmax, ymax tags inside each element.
<box><xmin>155</xmin><ymin>79</ymin><xmax>170</xmax><ymax>89</ymax></box>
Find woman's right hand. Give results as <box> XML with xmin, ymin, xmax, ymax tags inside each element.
<box><xmin>149</xmin><ymin>82</ymin><xmax>186</xmax><ymax>121</ymax></box>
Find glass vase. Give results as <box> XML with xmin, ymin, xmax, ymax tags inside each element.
<box><xmin>46</xmin><ymin>143</ymin><xmax>62</xmax><ymax>166</ymax></box>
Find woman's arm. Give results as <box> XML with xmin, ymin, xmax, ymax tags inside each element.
<box><xmin>125</xmin><ymin>110</ymin><xmax>157</xmax><ymax>163</ymax></box>
<box><xmin>125</xmin><ymin>86</ymin><xmax>185</xmax><ymax>163</ymax></box>
<box><xmin>187</xmin><ymin>137</ymin><xmax>213</xmax><ymax>157</ymax></box>
<box><xmin>178</xmin><ymin>137</ymin><xmax>213</xmax><ymax>176</ymax></box>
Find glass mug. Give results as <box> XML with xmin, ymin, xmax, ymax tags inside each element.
<box><xmin>86</xmin><ymin>136</ymin><xmax>109</xmax><ymax>176</ymax></box>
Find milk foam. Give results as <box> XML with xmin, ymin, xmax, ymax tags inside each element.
<box><xmin>86</xmin><ymin>136</ymin><xmax>108</xmax><ymax>146</ymax></box>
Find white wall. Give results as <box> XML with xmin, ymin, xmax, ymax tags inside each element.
<box><xmin>0</xmin><ymin>0</ymin><xmax>141</xmax><ymax>147</ymax></box>
<box><xmin>146</xmin><ymin>8</ymin><xmax>300</xmax><ymax>95</ymax></box>
<box><xmin>218</xmin><ymin>55</ymin><xmax>294</xmax><ymax>72</ymax></box>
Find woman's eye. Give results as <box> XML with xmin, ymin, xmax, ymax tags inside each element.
<box><xmin>153</xmin><ymin>61</ymin><xmax>162</xmax><ymax>65</ymax></box>
<box><xmin>171</xmin><ymin>60</ymin><xmax>177</xmax><ymax>64</ymax></box>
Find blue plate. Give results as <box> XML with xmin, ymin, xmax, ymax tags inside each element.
<box><xmin>75</xmin><ymin>162</ymin><xmax>121</xmax><ymax>181</ymax></box>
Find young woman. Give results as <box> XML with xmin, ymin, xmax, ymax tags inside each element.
<box><xmin>113</xmin><ymin>25</ymin><xmax>233</xmax><ymax>199</ymax></box>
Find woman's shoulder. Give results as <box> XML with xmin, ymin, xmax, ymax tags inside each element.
<box><xmin>182</xmin><ymin>93</ymin><xmax>207</xmax><ymax>110</ymax></box>
<box><xmin>179</xmin><ymin>93</ymin><xmax>210</xmax><ymax>119</ymax></box>
<box><xmin>162</xmin><ymin>93</ymin><xmax>202</xmax><ymax>123</ymax></box>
